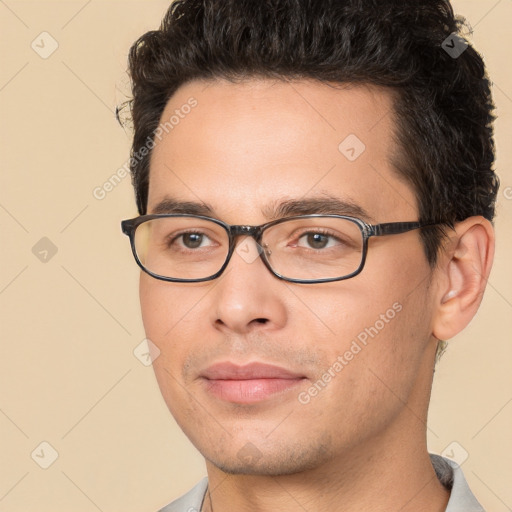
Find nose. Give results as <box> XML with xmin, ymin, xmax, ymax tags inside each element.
<box><xmin>209</xmin><ymin>237</ymin><xmax>287</xmax><ymax>335</ymax></box>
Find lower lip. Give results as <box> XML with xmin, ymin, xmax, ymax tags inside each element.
<box><xmin>203</xmin><ymin>378</ymin><xmax>304</xmax><ymax>404</ymax></box>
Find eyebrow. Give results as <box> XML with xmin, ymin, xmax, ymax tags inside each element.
<box><xmin>150</xmin><ymin>195</ymin><xmax>375</xmax><ymax>223</ymax></box>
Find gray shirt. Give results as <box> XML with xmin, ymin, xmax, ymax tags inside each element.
<box><xmin>159</xmin><ymin>454</ymin><xmax>485</xmax><ymax>512</ymax></box>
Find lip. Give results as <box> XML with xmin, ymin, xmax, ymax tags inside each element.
<box><xmin>200</xmin><ymin>362</ymin><xmax>306</xmax><ymax>404</ymax></box>
<box><xmin>201</xmin><ymin>361</ymin><xmax>304</xmax><ymax>380</ymax></box>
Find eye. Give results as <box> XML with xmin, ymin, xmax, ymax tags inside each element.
<box><xmin>181</xmin><ymin>232</ymin><xmax>207</xmax><ymax>249</ymax></box>
<box><xmin>171</xmin><ymin>231</ymin><xmax>214</xmax><ymax>250</ymax></box>
<box><xmin>297</xmin><ymin>231</ymin><xmax>341</xmax><ymax>250</ymax></box>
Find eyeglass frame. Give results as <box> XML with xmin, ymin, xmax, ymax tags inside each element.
<box><xmin>121</xmin><ymin>213</ymin><xmax>437</xmax><ymax>284</ymax></box>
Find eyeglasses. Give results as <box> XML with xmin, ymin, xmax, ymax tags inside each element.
<box><xmin>121</xmin><ymin>214</ymin><xmax>435</xmax><ymax>284</ymax></box>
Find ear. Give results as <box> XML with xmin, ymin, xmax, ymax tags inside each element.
<box><xmin>432</xmin><ymin>216</ymin><xmax>495</xmax><ymax>341</ymax></box>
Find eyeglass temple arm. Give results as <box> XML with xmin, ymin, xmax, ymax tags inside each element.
<box><xmin>368</xmin><ymin>221</ymin><xmax>433</xmax><ymax>237</ymax></box>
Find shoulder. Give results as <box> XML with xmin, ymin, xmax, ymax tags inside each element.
<box><xmin>157</xmin><ymin>477</ymin><xmax>208</xmax><ymax>512</ymax></box>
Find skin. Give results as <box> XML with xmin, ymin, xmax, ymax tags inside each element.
<box><xmin>139</xmin><ymin>78</ymin><xmax>494</xmax><ymax>512</ymax></box>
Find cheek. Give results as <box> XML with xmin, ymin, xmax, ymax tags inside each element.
<box><xmin>139</xmin><ymin>276</ymin><xmax>193</xmax><ymax>386</ymax></box>
<box><xmin>292</xmin><ymin>275</ymin><xmax>404</xmax><ymax>349</ymax></box>
<box><xmin>296</xmin><ymin>267</ymin><xmax>433</xmax><ymax>398</ymax></box>
<box><xmin>302</xmin><ymin>293</ymin><xmax>432</xmax><ymax>443</ymax></box>
<box><xmin>139</xmin><ymin>274</ymin><xmax>204</xmax><ymax>345</ymax></box>
<box><xmin>139</xmin><ymin>276</ymin><xmax>199</xmax><ymax>425</ymax></box>
<box><xmin>139</xmin><ymin>276</ymin><xmax>169</xmax><ymax>343</ymax></box>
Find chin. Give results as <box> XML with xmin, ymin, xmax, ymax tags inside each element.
<box><xmin>203</xmin><ymin>439</ymin><xmax>333</xmax><ymax>476</ymax></box>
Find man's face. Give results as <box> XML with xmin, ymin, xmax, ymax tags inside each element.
<box><xmin>141</xmin><ymin>79</ymin><xmax>439</xmax><ymax>475</ymax></box>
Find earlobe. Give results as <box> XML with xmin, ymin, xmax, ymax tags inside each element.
<box><xmin>432</xmin><ymin>216</ymin><xmax>495</xmax><ymax>341</ymax></box>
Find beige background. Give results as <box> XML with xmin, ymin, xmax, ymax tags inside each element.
<box><xmin>0</xmin><ymin>1</ymin><xmax>510</xmax><ymax>511</ymax></box>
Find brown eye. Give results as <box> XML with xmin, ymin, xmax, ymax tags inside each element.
<box><xmin>181</xmin><ymin>233</ymin><xmax>204</xmax><ymax>249</ymax></box>
<box><xmin>305</xmin><ymin>233</ymin><xmax>329</xmax><ymax>249</ymax></box>
<box><xmin>296</xmin><ymin>231</ymin><xmax>341</xmax><ymax>250</ymax></box>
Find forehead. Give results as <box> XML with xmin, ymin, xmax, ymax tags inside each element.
<box><xmin>147</xmin><ymin>78</ymin><xmax>417</xmax><ymax>223</ymax></box>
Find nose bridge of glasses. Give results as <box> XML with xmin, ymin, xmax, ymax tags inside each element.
<box><xmin>225</xmin><ymin>225</ymin><xmax>270</xmax><ymax>272</ymax></box>
<box><xmin>228</xmin><ymin>225</ymin><xmax>270</xmax><ymax>263</ymax></box>
<box><xmin>230</xmin><ymin>224</ymin><xmax>261</xmax><ymax>237</ymax></box>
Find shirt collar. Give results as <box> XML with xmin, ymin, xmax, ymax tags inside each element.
<box><xmin>160</xmin><ymin>456</ymin><xmax>486</xmax><ymax>511</ymax></box>
<box><xmin>430</xmin><ymin>454</ymin><xmax>485</xmax><ymax>511</ymax></box>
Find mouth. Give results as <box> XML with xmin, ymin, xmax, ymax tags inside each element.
<box><xmin>199</xmin><ymin>361</ymin><xmax>307</xmax><ymax>404</ymax></box>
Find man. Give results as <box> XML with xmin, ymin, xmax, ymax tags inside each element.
<box><xmin>120</xmin><ymin>0</ymin><xmax>498</xmax><ymax>510</ymax></box>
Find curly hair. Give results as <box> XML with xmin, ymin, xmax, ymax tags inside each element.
<box><xmin>122</xmin><ymin>0</ymin><xmax>499</xmax><ymax>266</ymax></box>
